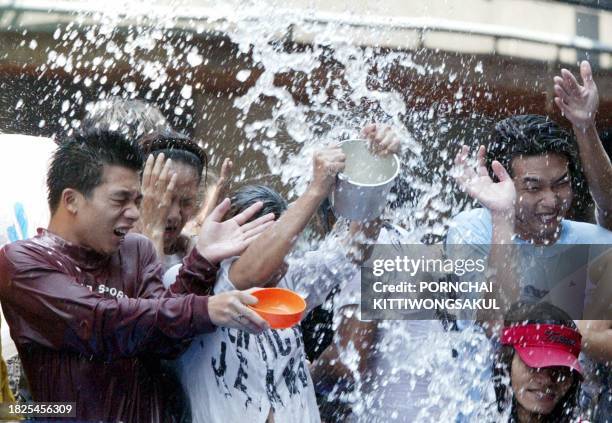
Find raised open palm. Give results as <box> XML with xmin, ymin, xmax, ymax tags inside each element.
<box><xmin>196</xmin><ymin>198</ymin><xmax>275</xmax><ymax>264</ymax></box>
<box><xmin>453</xmin><ymin>145</ymin><xmax>516</xmax><ymax>213</ymax></box>
<box><xmin>553</xmin><ymin>61</ymin><xmax>599</xmax><ymax>129</ymax></box>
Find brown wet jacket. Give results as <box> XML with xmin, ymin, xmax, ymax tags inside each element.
<box><xmin>0</xmin><ymin>229</ymin><xmax>217</xmax><ymax>422</ymax></box>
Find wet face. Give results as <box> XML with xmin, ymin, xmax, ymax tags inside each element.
<box><xmin>511</xmin><ymin>153</ymin><xmax>573</xmax><ymax>244</ymax></box>
<box><xmin>163</xmin><ymin>161</ymin><xmax>200</xmax><ymax>253</ymax></box>
<box><xmin>511</xmin><ymin>354</ymin><xmax>574</xmax><ymax>419</ymax></box>
<box><xmin>74</xmin><ymin>165</ymin><xmax>142</xmax><ymax>255</ymax></box>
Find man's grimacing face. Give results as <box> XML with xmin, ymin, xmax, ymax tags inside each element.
<box><xmin>73</xmin><ymin>165</ymin><xmax>142</xmax><ymax>255</ymax></box>
<box><xmin>510</xmin><ymin>153</ymin><xmax>573</xmax><ymax>243</ymax></box>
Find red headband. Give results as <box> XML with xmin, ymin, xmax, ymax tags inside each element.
<box><xmin>501</xmin><ymin>324</ymin><xmax>583</xmax><ymax>375</ymax></box>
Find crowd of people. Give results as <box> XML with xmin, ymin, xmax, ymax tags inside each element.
<box><xmin>0</xmin><ymin>60</ymin><xmax>610</xmax><ymax>423</ymax></box>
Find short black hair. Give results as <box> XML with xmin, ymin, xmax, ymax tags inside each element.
<box><xmin>140</xmin><ymin>130</ymin><xmax>207</xmax><ymax>181</ymax></box>
<box><xmin>47</xmin><ymin>129</ymin><xmax>144</xmax><ymax>214</ymax></box>
<box><xmin>492</xmin><ymin>302</ymin><xmax>581</xmax><ymax>422</ymax></box>
<box><xmin>228</xmin><ymin>185</ymin><xmax>288</xmax><ymax>222</ymax></box>
<box><xmin>81</xmin><ymin>98</ymin><xmax>170</xmax><ymax>142</ymax></box>
<box><xmin>487</xmin><ymin>115</ymin><xmax>579</xmax><ymax>175</ymax></box>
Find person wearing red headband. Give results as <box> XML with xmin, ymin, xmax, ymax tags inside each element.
<box><xmin>492</xmin><ymin>302</ymin><xmax>585</xmax><ymax>423</ymax></box>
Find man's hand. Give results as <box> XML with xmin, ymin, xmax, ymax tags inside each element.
<box><xmin>199</xmin><ymin>157</ymin><xmax>233</xmax><ymax>223</ymax></box>
<box><xmin>196</xmin><ymin>198</ymin><xmax>275</xmax><ymax>264</ymax></box>
<box><xmin>453</xmin><ymin>145</ymin><xmax>516</xmax><ymax>216</ymax></box>
<box><xmin>183</xmin><ymin>157</ymin><xmax>234</xmax><ymax>238</ymax></box>
<box><xmin>361</xmin><ymin>123</ymin><xmax>400</xmax><ymax>156</ymax></box>
<box><xmin>553</xmin><ymin>60</ymin><xmax>599</xmax><ymax>130</ymax></box>
<box><xmin>136</xmin><ymin>153</ymin><xmax>177</xmax><ymax>255</ymax></box>
<box><xmin>310</xmin><ymin>146</ymin><xmax>346</xmax><ymax>197</ymax></box>
<box><xmin>208</xmin><ymin>290</ymin><xmax>270</xmax><ymax>333</ymax></box>
<box><xmin>215</xmin><ymin>158</ymin><xmax>233</xmax><ymax>198</ymax></box>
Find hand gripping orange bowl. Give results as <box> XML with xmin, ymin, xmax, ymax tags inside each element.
<box><xmin>249</xmin><ymin>288</ymin><xmax>307</xmax><ymax>329</ymax></box>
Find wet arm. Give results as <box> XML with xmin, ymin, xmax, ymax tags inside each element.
<box><xmin>585</xmin><ymin>252</ymin><xmax>612</xmax><ymax>321</ymax></box>
<box><xmin>0</xmin><ymin>249</ymin><xmax>215</xmax><ymax>361</ymax></box>
<box><xmin>573</xmin><ymin>124</ymin><xmax>612</xmax><ymax>229</ymax></box>
<box><xmin>478</xmin><ymin>213</ymin><xmax>519</xmax><ymax>328</ymax></box>
<box><xmin>553</xmin><ymin>62</ymin><xmax>612</xmax><ymax>229</ymax></box>
<box><xmin>229</xmin><ymin>186</ymin><xmax>326</xmax><ymax>289</ymax></box>
<box><xmin>577</xmin><ymin>320</ymin><xmax>612</xmax><ymax>363</ymax></box>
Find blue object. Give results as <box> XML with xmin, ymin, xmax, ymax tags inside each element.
<box><xmin>14</xmin><ymin>202</ymin><xmax>28</xmax><ymax>239</ymax></box>
<box><xmin>4</xmin><ymin>202</ymin><xmax>30</xmax><ymax>243</ymax></box>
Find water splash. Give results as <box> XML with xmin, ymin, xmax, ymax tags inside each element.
<box><xmin>15</xmin><ymin>1</ymin><xmax>498</xmax><ymax>419</ymax></box>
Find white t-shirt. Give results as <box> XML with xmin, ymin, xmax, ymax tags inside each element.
<box><xmin>171</xmin><ymin>237</ymin><xmax>356</xmax><ymax>423</ymax></box>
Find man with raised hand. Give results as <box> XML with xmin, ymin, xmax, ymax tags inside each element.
<box><xmin>446</xmin><ymin>115</ymin><xmax>612</xmax><ymax>422</ymax></box>
<box><xmin>448</xmin><ymin>115</ymin><xmax>612</xmax><ymax>312</ymax></box>
<box><xmin>0</xmin><ymin>129</ymin><xmax>273</xmax><ymax>422</ymax></box>
<box><xmin>553</xmin><ymin>60</ymin><xmax>612</xmax><ymax>230</ymax></box>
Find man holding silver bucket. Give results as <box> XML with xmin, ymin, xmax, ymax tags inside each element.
<box><xmin>161</xmin><ymin>124</ymin><xmax>401</xmax><ymax>423</ymax></box>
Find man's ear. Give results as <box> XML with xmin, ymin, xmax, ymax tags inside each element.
<box><xmin>62</xmin><ymin>188</ymin><xmax>82</xmax><ymax>215</ymax></box>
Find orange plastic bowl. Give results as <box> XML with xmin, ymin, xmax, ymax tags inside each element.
<box><xmin>249</xmin><ymin>288</ymin><xmax>307</xmax><ymax>329</ymax></box>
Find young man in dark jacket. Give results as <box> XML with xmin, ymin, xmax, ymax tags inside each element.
<box><xmin>0</xmin><ymin>130</ymin><xmax>273</xmax><ymax>422</ymax></box>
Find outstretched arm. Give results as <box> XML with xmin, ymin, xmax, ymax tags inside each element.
<box><xmin>145</xmin><ymin>197</ymin><xmax>275</xmax><ymax>297</ymax></box>
<box><xmin>554</xmin><ymin>61</ymin><xmax>612</xmax><ymax>229</ymax></box>
<box><xmin>453</xmin><ymin>145</ymin><xmax>519</xmax><ymax>322</ymax></box>
<box><xmin>0</xmin><ymin>244</ymin><xmax>268</xmax><ymax>362</ymax></box>
<box><xmin>229</xmin><ymin>147</ymin><xmax>345</xmax><ymax>289</ymax></box>
<box><xmin>229</xmin><ymin>125</ymin><xmax>400</xmax><ymax>290</ymax></box>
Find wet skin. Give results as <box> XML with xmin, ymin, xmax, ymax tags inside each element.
<box><xmin>162</xmin><ymin>161</ymin><xmax>200</xmax><ymax>255</ymax></box>
<box><xmin>511</xmin><ymin>354</ymin><xmax>574</xmax><ymax>421</ymax></box>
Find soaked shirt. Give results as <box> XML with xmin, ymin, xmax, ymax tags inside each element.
<box><xmin>172</xmin><ymin>238</ymin><xmax>356</xmax><ymax>423</ymax></box>
<box><xmin>446</xmin><ymin>207</ymin><xmax>612</xmax><ymax>318</ymax></box>
<box><xmin>333</xmin><ymin>226</ymin><xmax>477</xmax><ymax>422</ymax></box>
<box><xmin>0</xmin><ymin>229</ymin><xmax>217</xmax><ymax>422</ymax></box>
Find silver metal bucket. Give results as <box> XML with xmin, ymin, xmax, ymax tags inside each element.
<box><xmin>330</xmin><ymin>139</ymin><xmax>400</xmax><ymax>221</ymax></box>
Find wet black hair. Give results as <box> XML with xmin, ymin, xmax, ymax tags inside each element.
<box><xmin>47</xmin><ymin>129</ymin><xmax>144</xmax><ymax>214</ymax></box>
<box><xmin>81</xmin><ymin>98</ymin><xmax>170</xmax><ymax>141</ymax></box>
<box><xmin>227</xmin><ymin>185</ymin><xmax>288</xmax><ymax>222</ymax></box>
<box><xmin>487</xmin><ymin>115</ymin><xmax>578</xmax><ymax>175</ymax></box>
<box><xmin>492</xmin><ymin>302</ymin><xmax>581</xmax><ymax>422</ymax></box>
<box><xmin>140</xmin><ymin>130</ymin><xmax>207</xmax><ymax>181</ymax></box>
